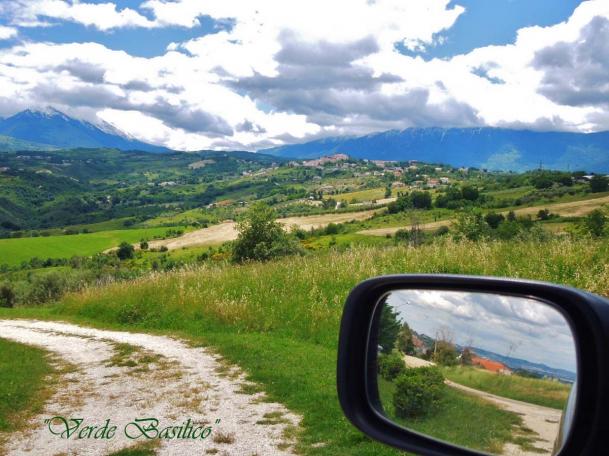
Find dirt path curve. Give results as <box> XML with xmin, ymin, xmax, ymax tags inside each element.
<box><xmin>445</xmin><ymin>380</ymin><xmax>561</xmax><ymax>456</ymax></box>
<box><xmin>0</xmin><ymin>320</ymin><xmax>300</xmax><ymax>456</ymax></box>
<box><xmin>360</xmin><ymin>194</ymin><xmax>609</xmax><ymax>237</ymax></box>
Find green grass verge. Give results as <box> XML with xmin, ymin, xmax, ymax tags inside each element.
<box><xmin>378</xmin><ymin>378</ymin><xmax>532</xmax><ymax>454</ymax></box>
<box><xmin>0</xmin><ymin>338</ymin><xmax>53</xmax><ymax>431</ymax></box>
<box><xmin>442</xmin><ymin>366</ymin><xmax>571</xmax><ymax>410</ymax></box>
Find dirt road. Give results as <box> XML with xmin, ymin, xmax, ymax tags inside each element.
<box><xmin>0</xmin><ymin>320</ymin><xmax>300</xmax><ymax>456</ymax></box>
<box><xmin>141</xmin><ymin>209</ymin><xmax>378</xmax><ymax>252</ymax></box>
<box><xmin>445</xmin><ymin>380</ymin><xmax>561</xmax><ymax>456</ymax></box>
<box><xmin>360</xmin><ymin>194</ymin><xmax>609</xmax><ymax>237</ymax></box>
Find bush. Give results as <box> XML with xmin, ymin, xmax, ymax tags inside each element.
<box><xmin>393</xmin><ymin>366</ymin><xmax>445</xmax><ymax>418</ymax></box>
<box><xmin>484</xmin><ymin>212</ymin><xmax>505</xmax><ymax>229</ymax></box>
<box><xmin>434</xmin><ymin>226</ymin><xmax>449</xmax><ymax>237</ymax></box>
<box><xmin>378</xmin><ymin>352</ymin><xmax>406</xmax><ymax>381</ymax></box>
<box><xmin>139</xmin><ymin>240</ymin><xmax>149</xmax><ymax>250</ymax></box>
<box><xmin>26</xmin><ymin>272</ymin><xmax>68</xmax><ymax>304</ymax></box>
<box><xmin>0</xmin><ymin>284</ymin><xmax>15</xmax><ymax>308</ymax></box>
<box><xmin>116</xmin><ymin>242</ymin><xmax>135</xmax><ymax>260</ymax></box>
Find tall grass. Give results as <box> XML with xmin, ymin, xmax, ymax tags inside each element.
<box><xmin>57</xmin><ymin>238</ymin><xmax>609</xmax><ymax>348</ymax></box>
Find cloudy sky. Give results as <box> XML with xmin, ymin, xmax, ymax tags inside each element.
<box><xmin>387</xmin><ymin>290</ymin><xmax>577</xmax><ymax>372</ymax></box>
<box><xmin>0</xmin><ymin>0</ymin><xmax>607</xmax><ymax>151</ymax></box>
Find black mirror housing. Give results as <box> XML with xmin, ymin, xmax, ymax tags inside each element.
<box><xmin>336</xmin><ymin>274</ymin><xmax>609</xmax><ymax>456</ymax></box>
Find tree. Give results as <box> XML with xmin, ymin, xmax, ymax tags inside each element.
<box><xmin>232</xmin><ymin>202</ymin><xmax>303</xmax><ymax>263</ymax></box>
<box><xmin>461</xmin><ymin>185</ymin><xmax>479</xmax><ymax>201</ymax></box>
<box><xmin>384</xmin><ymin>186</ymin><xmax>392</xmax><ymax>198</ymax></box>
<box><xmin>590</xmin><ymin>175</ymin><xmax>609</xmax><ymax>193</ymax></box>
<box><xmin>453</xmin><ymin>211</ymin><xmax>489</xmax><ymax>241</ymax></box>
<box><xmin>378</xmin><ymin>303</ymin><xmax>401</xmax><ymax>354</ymax></box>
<box><xmin>116</xmin><ymin>242</ymin><xmax>135</xmax><ymax>260</ymax></box>
<box><xmin>411</xmin><ymin>191</ymin><xmax>432</xmax><ymax>209</ymax></box>
<box><xmin>397</xmin><ymin>322</ymin><xmax>415</xmax><ymax>355</ymax></box>
<box><xmin>433</xmin><ymin>340</ymin><xmax>458</xmax><ymax>366</ymax></box>
<box><xmin>583</xmin><ymin>209</ymin><xmax>607</xmax><ymax>237</ymax></box>
<box><xmin>460</xmin><ymin>347</ymin><xmax>473</xmax><ymax>366</ymax></box>
<box><xmin>432</xmin><ymin>327</ymin><xmax>458</xmax><ymax>366</ymax></box>
<box><xmin>507</xmin><ymin>210</ymin><xmax>517</xmax><ymax>222</ymax></box>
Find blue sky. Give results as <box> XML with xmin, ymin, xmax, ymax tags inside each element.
<box><xmin>408</xmin><ymin>0</ymin><xmax>585</xmax><ymax>58</ymax></box>
<box><xmin>0</xmin><ymin>0</ymin><xmax>607</xmax><ymax>150</ymax></box>
<box><xmin>387</xmin><ymin>290</ymin><xmax>577</xmax><ymax>372</ymax></box>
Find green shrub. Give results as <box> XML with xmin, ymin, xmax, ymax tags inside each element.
<box><xmin>116</xmin><ymin>242</ymin><xmax>135</xmax><ymax>260</ymax></box>
<box><xmin>378</xmin><ymin>352</ymin><xmax>406</xmax><ymax>381</ymax></box>
<box><xmin>393</xmin><ymin>366</ymin><xmax>445</xmax><ymax>418</ymax></box>
<box><xmin>26</xmin><ymin>272</ymin><xmax>68</xmax><ymax>304</ymax></box>
<box><xmin>0</xmin><ymin>284</ymin><xmax>15</xmax><ymax>308</ymax></box>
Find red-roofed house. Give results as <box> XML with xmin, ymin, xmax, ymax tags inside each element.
<box><xmin>471</xmin><ymin>356</ymin><xmax>512</xmax><ymax>375</ymax></box>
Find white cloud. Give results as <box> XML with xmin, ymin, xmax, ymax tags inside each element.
<box><xmin>0</xmin><ymin>25</ymin><xmax>17</xmax><ymax>40</ymax></box>
<box><xmin>2</xmin><ymin>1</ymin><xmax>155</xmax><ymax>30</ymax></box>
<box><xmin>0</xmin><ymin>0</ymin><xmax>608</xmax><ymax>149</ymax></box>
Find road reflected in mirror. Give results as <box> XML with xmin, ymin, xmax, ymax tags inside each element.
<box><xmin>373</xmin><ymin>290</ymin><xmax>577</xmax><ymax>456</ymax></box>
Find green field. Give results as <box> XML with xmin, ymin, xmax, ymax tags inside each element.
<box><xmin>377</xmin><ymin>378</ymin><xmax>530</xmax><ymax>454</ymax></box>
<box><xmin>332</xmin><ymin>187</ymin><xmax>387</xmax><ymax>203</ymax></box>
<box><xmin>442</xmin><ymin>366</ymin><xmax>571</xmax><ymax>410</ymax></box>
<box><xmin>0</xmin><ymin>339</ymin><xmax>53</xmax><ymax>431</ymax></box>
<box><xmin>0</xmin><ymin>226</ymin><xmax>189</xmax><ymax>266</ymax></box>
<box><xmin>2</xmin><ymin>237</ymin><xmax>608</xmax><ymax>455</ymax></box>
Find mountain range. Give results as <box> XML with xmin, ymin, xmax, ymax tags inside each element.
<box><xmin>2</xmin><ymin>108</ymin><xmax>609</xmax><ymax>173</ymax></box>
<box><xmin>263</xmin><ymin>127</ymin><xmax>609</xmax><ymax>173</ymax></box>
<box><xmin>0</xmin><ymin>108</ymin><xmax>168</xmax><ymax>153</ymax></box>
<box><xmin>470</xmin><ymin>347</ymin><xmax>576</xmax><ymax>383</ymax></box>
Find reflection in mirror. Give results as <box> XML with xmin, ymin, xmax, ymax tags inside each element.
<box><xmin>372</xmin><ymin>290</ymin><xmax>577</xmax><ymax>456</ymax></box>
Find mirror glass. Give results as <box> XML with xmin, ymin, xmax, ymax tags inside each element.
<box><xmin>372</xmin><ymin>289</ymin><xmax>577</xmax><ymax>456</ymax></box>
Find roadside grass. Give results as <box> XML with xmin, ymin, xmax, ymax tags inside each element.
<box><xmin>377</xmin><ymin>378</ymin><xmax>532</xmax><ymax>454</ymax></box>
<box><xmin>0</xmin><ymin>226</ymin><xmax>190</xmax><ymax>266</ymax></box>
<box><xmin>442</xmin><ymin>366</ymin><xmax>571</xmax><ymax>410</ymax></box>
<box><xmin>2</xmin><ymin>238</ymin><xmax>609</xmax><ymax>454</ymax></box>
<box><xmin>0</xmin><ymin>338</ymin><xmax>53</xmax><ymax>432</ymax></box>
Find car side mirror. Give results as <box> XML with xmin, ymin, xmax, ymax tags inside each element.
<box><xmin>336</xmin><ymin>275</ymin><xmax>609</xmax><ymax>456</ymax></box>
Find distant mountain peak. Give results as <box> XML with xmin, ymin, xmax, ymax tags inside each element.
<box><xmin>0</xmin><ymin>107</ymin><xmax>168</xmax><ymax>153</ymax></box>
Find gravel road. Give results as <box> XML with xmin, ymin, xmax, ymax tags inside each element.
<box><xmin>0</xmin><ymin>320</ymin><xmax>300</xmax><ymax>456</ymax></box>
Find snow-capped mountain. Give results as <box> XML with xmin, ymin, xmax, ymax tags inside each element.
<box><xmin>0</xmin><ymin>108</ymin><xmax>168</xmax><ymax>153</ymax></box>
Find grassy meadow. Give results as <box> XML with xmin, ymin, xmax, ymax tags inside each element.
<box><xmin>0</xmin><ymin>226</ymin><xmax>189</xmax><ymax>266</ymax></box>
<box><xmin>2</xmin><ymin>237</ymin><xmax>608</xmax><ymax>455</ymax></box>
<box><xmin>0</xmin><ymin>339</ymin><xmax>53</xmax><ymax>432</ymax></box>
<box><xmin>442</xmin><ymin>366</ymin><xmax>571</xmax><ymax>410</ymax></box>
